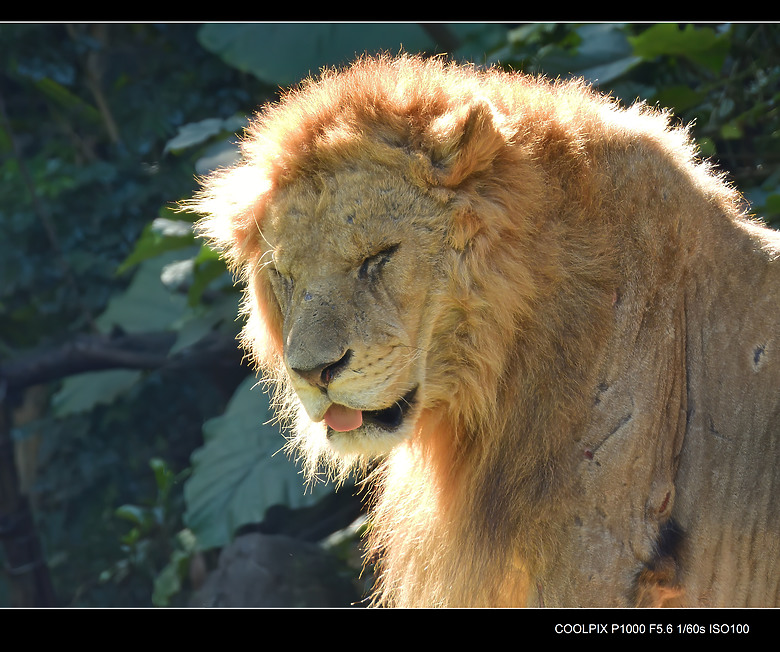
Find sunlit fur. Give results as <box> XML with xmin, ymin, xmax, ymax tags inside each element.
<box><xmin>188</xmin><ymin>55</ymin><xmax>780</xmax><ymax>607</ymax></box>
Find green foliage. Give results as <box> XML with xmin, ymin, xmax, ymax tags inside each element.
<box><xmin>0</xmin><ymin>24</ymin><xmax>258</xmax><ymax>348</ymax></box>
<box><xmin>100</xmin><ymin>250</ymin><xmax>193</xmax><ymax>334</ymax></box>
<box><xmin>116</xmin><ymin>214</ymin><xmax>196</xmax><ymax>275</ymax></box>
<box><xmin>152</xmin><ymin>528</ymin><xmax>198</xmax><ymax>607</ymax></box>
<box><xmin>184</xmin><ymin>376</ymin><xmax>331</xmax><ymax>550</ymax></box>
<box><xmin>628</xmin><ymin>23</ymin><xmax>730</xmax><ymax>72</ymax></box>
<box><xmin>1</xmin><ymin>23</ymin><xmax>264</xmax><ymax>606</ymax></box>
<box><xmin>102</xmin><ymin>458</ymin><xmax>195</xmax><ymax>606</ymax></box>
<box><xmin>494</xmin><ymin>23</ymin><xmax>641</xmax><ymax>86</ymax></box>
<box><xmin>197</xmin><ymin>23</ymin><xmax>437</xmax><ymax>85</ymax></box>
<box><xmin>52</xmin><ymin>369</ymin><xmax>143</xmax><ymax>417</ymax></box>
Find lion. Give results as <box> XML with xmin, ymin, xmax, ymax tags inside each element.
<box><xmin>189</xmin><ymin>54</ymin><xmax>780</xmax><ymax>607</ymax></box>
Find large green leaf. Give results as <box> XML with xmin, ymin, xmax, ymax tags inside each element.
<box><xmin>169</xmin><ymin>293</ymin><xmax>238</xmax><ymax>355</ymax></box>
<box><xmin>51</xmin><ymin>368</ymin><xmax>142</xmax><ymax>417</ymax></box>
<box><xmin>163</xmin><ymin>115</ymin><xmax>247</xmax><ymax>154</ymax></box>
<box><xmin>184</xmin><ymin>375</ymin><xmax>331</xmax><ymax>549</ymax></box>
<box><xmin>653</xmin><ymin>84</ymin><xmax>706</xmax><ymax>113</ymax></box>
<box><xmin>629</xmin><ymin>24</ymin><xmax>729</xmax><ymax>72</ymax></box>
<box><xmin>163</xmin><ymin>118</ymin><xmax>225</xmax><ymax>153</ymax></box>
<box><xmin>33</xmin><ymin>76</ymin><xmax>102</xmax><ymax>123</ymax></box>
<box><xmin>197</xmin><ymin>23</ymin><xmax>436</xmax><ymax>86</ymax></box>
<box><xmin>117</xmin><ymin>215</ymin><xmax>196</xmax><ymax>275</ymax></box>
<box><xmin>571</xmin><ymin>24</ymin><xmax>640</xmax><ymax>85</ymax></box>
<box><xmin>98</xmin><ymin>249</ymin><xmax>192</xmax><ymax>334</ymax></box>
<box><xmin>529</xmin><ymin>24</ymin><xmax>640</xmax><ymax>86</ymax></box>
<box><xmin>53</xmin><ymin>251</ymin><xmax>196</xmax><ymax>415</ymax></box>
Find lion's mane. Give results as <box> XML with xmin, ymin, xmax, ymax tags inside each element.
<box><xmin>191</xmin><ymin>55</ymin><xmax>780</xmax><ymax>607</ymax></box>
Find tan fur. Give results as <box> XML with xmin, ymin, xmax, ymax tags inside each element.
<box><xmin>188</xmin><ymin>55</ymin><xmax>780</xmax><ymax>607</ymax></box>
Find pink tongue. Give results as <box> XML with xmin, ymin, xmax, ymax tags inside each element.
<box><xmin>323</xmin><ymin>404</ymin><xmax>363</xmax><ymax>432</ymax></box>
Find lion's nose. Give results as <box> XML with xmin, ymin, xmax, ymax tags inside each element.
<box><xmin>292</xmin><ymin>349</ymin><xmax>353</xmax><ymax>389</ymax></box>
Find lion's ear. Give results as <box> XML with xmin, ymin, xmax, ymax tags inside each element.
<box><xmin>425</xmin><ymin>99</ymin><xmax>509</xmax><ymax>187</ymax></box>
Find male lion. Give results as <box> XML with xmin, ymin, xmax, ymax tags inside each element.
<box><xmin>190</xmin><ymin>54</ymin><xmax>780</xmax><ymax>607</ymax></box>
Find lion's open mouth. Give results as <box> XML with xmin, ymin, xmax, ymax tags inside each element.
<box><xmin>325</xmin><ymin>385</ymin><xmax>418</xmax><ymax>435</ymax></box>
<box><xmin>363</xmin><ymin>385</ymin><xmax>418</xmax><ymax>430</ymax></box>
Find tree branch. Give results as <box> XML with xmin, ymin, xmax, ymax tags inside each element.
<box><xmin>0</xmin><ymin>330</ymin><xmax>244</xmax><ymax>391</ymax></box>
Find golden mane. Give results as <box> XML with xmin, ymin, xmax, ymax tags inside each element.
<box><xmin>191</xmin><ymin>54</ymin><xmax>780</xmax><ymax>607</ymax></box>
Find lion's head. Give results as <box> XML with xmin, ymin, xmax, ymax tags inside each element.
<box><xmin>259</xmin><ymin>158</ymin><xmax>448</xmax><ymax>461</ymax></box>
<box><xmin>190</xmin><ymin>54</ymin><xmax>780</xmax><ymax>607</ymax></box>
<box><xmin>193</xmin><ymin>55</ymin><xmax>557</xmax><ymax>476</ymax></box>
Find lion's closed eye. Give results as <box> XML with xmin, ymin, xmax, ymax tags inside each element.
<box><xmin>358</xmin><ymin>244</ymin><xmax>399</xmax><ymax>281</ymax></box>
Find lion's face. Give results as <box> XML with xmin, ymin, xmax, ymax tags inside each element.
<box><xmin>259</xmin><ymin>159</ymin><xmax>451</xmax><ymax>457</ymax></box>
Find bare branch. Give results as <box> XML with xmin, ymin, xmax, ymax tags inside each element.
<box><xmin>0</xmin><ymin>331</ymin><xmax>243</xmax><ymax>391</ymax></box>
